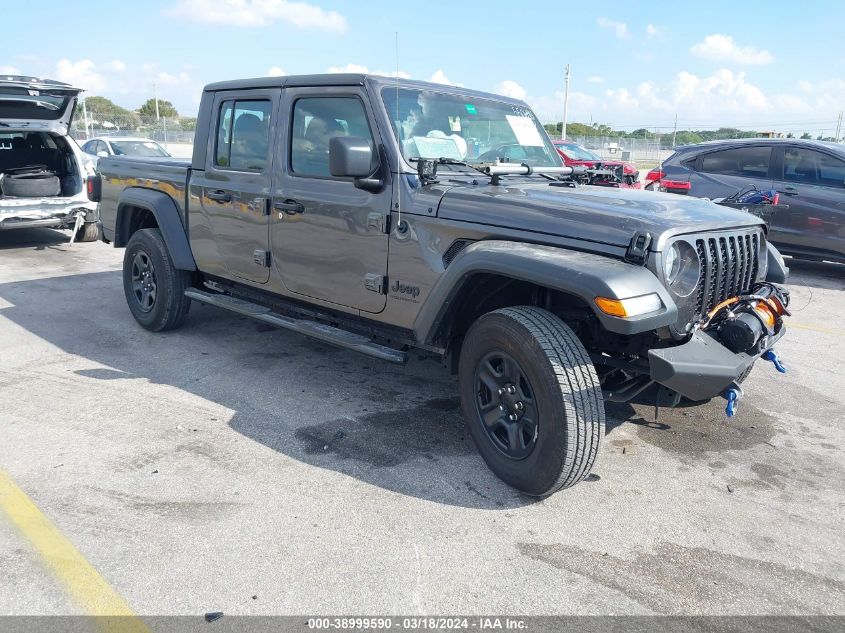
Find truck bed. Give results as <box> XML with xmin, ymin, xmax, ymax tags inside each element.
<box><xmin>98</xmin><ymin>156</ymin><xmax>191</xmax><ymax>240</ymax></box>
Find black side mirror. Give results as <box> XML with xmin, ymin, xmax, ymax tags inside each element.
<box><xmin>330</xmin><ymin>136</ymin><xmax>374</xmax><ymax>178</ymax></box>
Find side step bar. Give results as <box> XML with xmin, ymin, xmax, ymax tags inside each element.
<box><xmin>184</xmin><ymin>288</ymin><xmax>408</xmax><ymax>365</ymax></box>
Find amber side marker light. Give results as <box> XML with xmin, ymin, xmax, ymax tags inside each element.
<box><xmin>594</xmin><ymin>294</ymin><xmax>663</xmax><ymax>318</ymax></box>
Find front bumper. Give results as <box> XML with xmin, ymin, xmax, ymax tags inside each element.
<box><xmin>648</xmin><ymin>327</ymin><xmax>785</xmax><ymax>401</ymax></box>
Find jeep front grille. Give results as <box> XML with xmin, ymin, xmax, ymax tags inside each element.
<box><xmin>693</xmin><ymin>231</ymin><xmax>761</xmax><ymax>319</ymax></box>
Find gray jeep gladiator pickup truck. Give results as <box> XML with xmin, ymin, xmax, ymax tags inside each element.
<box><xmin>93</xmin><ymin>74</ymin><xmax>791</xmax><ymax>495</ymax></box>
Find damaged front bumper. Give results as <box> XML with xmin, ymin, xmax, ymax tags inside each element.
<box><xmin>0</xmin><ymin>197</ymin><xmax>97</xmax><ymax>231</ymax></box>
<box><xmin>648</xmin><ymin>327</ymin><xmax>785</xmax><ymax>402</ymax></box>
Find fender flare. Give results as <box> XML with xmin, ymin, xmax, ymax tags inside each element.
<box><xmin>414</xmin><ymin>240</ymin><xmax>677</xmax><ymax>344</ymax></box>
<box><xmin>115</xmin><ymin>187</ymin><xmax>196</xmax><ymax>271</ymax></box>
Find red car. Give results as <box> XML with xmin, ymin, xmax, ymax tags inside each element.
<box><xmin>553</xmin><ymin>140</ymin><xmax>641</xmax><ymax>188</ymax></box>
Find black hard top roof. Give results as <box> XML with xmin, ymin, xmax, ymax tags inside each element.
<box><xmin>202</xmin><ymin>73</ymin><xmax>525</xmax><ymax>105</ymax></box>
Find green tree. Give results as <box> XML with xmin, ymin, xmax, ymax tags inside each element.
<box><xmin>138</xmin><ymin>98</ymin><xmax>179</xmax><ymax>119</ymax></box>
<box><xmin>800</xmin><ymin>132</ymin><xmax>812</xmax><ymax>139</ymax></box>
<box><xmin>178</xmin><ymin>117</ymin><xmax>197</xmax><ymax>131</ymax></box>
<box><xmin>82</xmin><ymin>95</ymin><xmax>132</xmax><ymax>117</ymax></box>
<box><xmin>673</xmin><ymin>131</ymin><xmax>703</xmax><ymax>146</ymax></box>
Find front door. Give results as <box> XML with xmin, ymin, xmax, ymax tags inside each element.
<box><xmin>770</xmin><ymin>146</ymin><xmax>845</xmax><ymax>259</ymax></box>
<box><xmin>271</xmin><ymin>87</ymin><xmax>390</xmax><ymax>313</ymax></box>
<box><xmin>191</xmin><ymin>89</ymin><xmax>279</xmax><ymax>283</ymax></box>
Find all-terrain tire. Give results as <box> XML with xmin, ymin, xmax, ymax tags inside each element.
<box><xmin>458</xmin><ymin>306</ymin><xmax>605</xmax><ymax>496</ymax></box>
<box><xmin>123</xmin><ymin>228</ymin><xmax>191</xmax><ymax>332</ymax></box>
<box><xmin>74</xmin><ymin>221</ymin><xmax>99</xmax><ymax>242</ymax></box>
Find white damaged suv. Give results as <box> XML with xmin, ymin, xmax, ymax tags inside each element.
<box><xmin>0</xmin><ymin>75</ymin><xmax>98</xmax><ymax>241</ymax></box>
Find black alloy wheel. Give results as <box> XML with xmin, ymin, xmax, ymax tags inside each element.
<box><xmin>474</xmin><ymin>350</ymin><xmax>539</xmax><ymax>460</ymax></box>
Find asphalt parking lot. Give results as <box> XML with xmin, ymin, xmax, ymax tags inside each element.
<box><xmin>1</xmin><ymin>227</ymin><xmax>843</xmax><ymax>618</ymax></box>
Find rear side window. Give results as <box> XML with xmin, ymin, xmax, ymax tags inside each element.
<box><xmin>290</xmin><ymin>97</ymin><xmax>373</xmax><ymax>178</ymax></box>
<box><xmin>783</xmin><ymin>148</ymin><xmax>845</xmax><ymax>187</ymax></box>
<box><xmin>214</xmin><ymin>99</ymin><xmax>272</xmax><ymax>171</ymax></box>
<box><xmin>700</xmin><ymin>146</ymin><xmax>772</xmax><ymax>178</ymax></box>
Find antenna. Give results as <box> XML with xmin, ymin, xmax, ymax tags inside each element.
<box><xmin>395</xmin><ymin>31</ymin><xmax>402</xmax><ymax>230</ymax></box>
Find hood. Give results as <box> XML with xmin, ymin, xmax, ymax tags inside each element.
<box><xmin>0</xmin><ymin>76</ymin><xmax>81</xmax><ymax>135</ymax></box>
<box><xmin>437</xmin><ymin>180</ymin><xmax>764</xmax><ymax>250</ymax></box>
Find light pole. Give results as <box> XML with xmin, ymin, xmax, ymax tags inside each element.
<box><xmin>561</xmin><ymin>64</ymin><xmax>570</xmax><ymax>141</ymax></box>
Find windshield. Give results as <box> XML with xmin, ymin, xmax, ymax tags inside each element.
<box><xmin>556</xmin><ymin>143</ymin><xmax>600</xmax><ymax>161</ymax></box>
<box><xmin>109</xmin><ymin>140</ymin><xmax>169</xmax><ymax>157</ymax></box>
<box><xmin>382</xmin><ymin>87</ymin><xmax>561</xmax><ymax>167</ymax></box>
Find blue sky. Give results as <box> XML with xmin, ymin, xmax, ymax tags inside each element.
<box><xmin>2</xmin><ymin>0</ymin><xmax>843</xmax><ymax>134</ymax></box>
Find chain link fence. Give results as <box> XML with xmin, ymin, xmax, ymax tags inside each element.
<box><xmin>563</xmin><ymin>135</ymin><xmax>676</xmax><ymax>167</ymax></box>
<box><xmin>70</xmin><ymin>113</ymin><xmax>196</xmax><ymax>157</ymax></box>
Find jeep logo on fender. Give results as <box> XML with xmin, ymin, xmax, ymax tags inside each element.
<box><xmin>390</xmin><ymin>280</ymin><xmax>420</xmax><ymax>298</ymax></box>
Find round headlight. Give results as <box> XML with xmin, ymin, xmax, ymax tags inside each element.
<box><xmin>663</xmin><ymin>241</ymin><xmax>700</xmax><ymax>297</ymax></box>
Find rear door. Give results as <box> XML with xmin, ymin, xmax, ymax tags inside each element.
<box><xmin>689</xmin><ymin>144</ymin><xmax>774</xmax><ymax>199</ymax></box>
<box><xmin>191</xmin><ymin>89</ymin><xmax>280</xmax><ymax>283</ymax></box>
<box><xmin>770</xmin><ymin>146</ymin><xmax>845</xmax><ymax>259</ymax></box>
<box><xmin>271</xmin><ymin>86</ymin><xmax>390</xmax><ymax>313</ymax></box>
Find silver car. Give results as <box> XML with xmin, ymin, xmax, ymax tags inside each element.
<box><xmin>0</xmin><ymin>75</ymin><xmax>98</xmax><ymax>241</ymax></box>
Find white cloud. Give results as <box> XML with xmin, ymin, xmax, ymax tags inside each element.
<box><xmin>267</xmin><ymin>66</ymin><xmax>287</xmax><ymax>76</ymax></box>
<box><xmin>164</xmin><ymin>0</ymin><xmax>347</xmax><ymax>32</ymax></box>
<box><xmin>597</xmin><ymin>17</ymin><xmax>628</xmax><ymax>39</ymax></box>
<box><xmin>587</xmin><ymin>75</ymin><xmax>604</xmax><ymax>84</ymax></box>
<box><xmin>0</xmin><ymin>65</ymin><xmax>21</xmax><ymax>75</ymax></box>
<box><xmin>55</xmin><ymin>59</ymin><xmax>106</xmax><ymax>91</ymax></box>
<box><xmin>327</xmin><ymin>63</ymin><xmax>370</xmax><ymax>74</ymax></box>
<box><xmin>528</xmin><ymin>69</ymin><xmax>780</xmax><ymax>126</ymax></box>
<box><xmin>646</xmin><ymin>24</ymin><xmax>662</xmax><ymax>37</ymax></box>
<box><xmin>155</xmin><ymin>70</ymin><xmax>192</xmax><ymax>85</ymax></box>
<box><xmin>106</xmin><ymin>59</ymin><xmax>126</xmax><ymax>72</ymax></box>
<box><xmin>378</xmin><ymin>70</ymin><xmax>411</xmax><ymax>79</ymax></box>
<box><xmin>327</xmin><ymin>64</ymin><xmax>410</xmax><ymax>79</ymax></box>
<box><xmin>429</xmin><ymin>69</ymin><xmax>462</xmax><ymax>86</ymax></box>
<box><xmin>494</xmin><ymin>80</ymin><xmax>527</xmax><ymax>100</ymax></box>
<box><xmin>690</xmin><ymin>34</ymin><xmax>774</xmax><ymax>65</ymax></box>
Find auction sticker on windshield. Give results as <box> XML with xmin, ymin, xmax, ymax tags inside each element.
<box><xmin>505</xmin><ymin>115</ymin><xmax>544</xmax><ymax>147</ymax></box>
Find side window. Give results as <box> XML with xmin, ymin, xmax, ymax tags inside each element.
<box><xmin>215</xmin><ymin>101</ymin><xmax>234</xmax><ymax>167</ymax></box>
<box><xmin>82</xmin><ymin>141</ymin><xmax>95</xmax><ymax>154</ymax></box>
<box><xmin>784</xmin><ymin>148</ymin><xmax>845</xmax><ymax>187</ymax></box>
<box><xmin>215</xmin><ymin>100</ymin><xmax>271</xmax><ymax>171</ymax></box>
<box><xmin>291</xmin><ymin>97</ymin><xmax>373</xmax><ymax>178</ymax></box>
<box><xmin>818</xmin><ymin>152</ymin><xmax>845</xmax><ymax>187</ymax></box>
<box><xmin>700</xmin><ymin>146</ymin><xmax>771</xmax><ymax>178</ymax></box>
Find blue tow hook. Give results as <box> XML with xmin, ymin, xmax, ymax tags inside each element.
<box><xmin>724</xmin><ymin>388</ymin><xmax>742</xmax><ymax>418</ymax></box>
<box><xmin>762</xmin><ymin>349</ymin><xmax>787</xmax><ymax>373</ymax></box>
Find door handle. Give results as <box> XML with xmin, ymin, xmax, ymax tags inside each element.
<box><xmin>778</xmin><ymin>186</ymin><xmax>799</xmax><ymax>196</ymax></box>
<box><xmin>274</xmin><ymin>199</ymin><xmax>305</xmax><ymax>215</ymax></box>
<box><xmin>206</xmin><ymin>189</ymin><xmax>231</xmax><ymax>203</ymax></box>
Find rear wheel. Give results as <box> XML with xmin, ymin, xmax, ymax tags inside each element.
<box><xmin>458</xmin><ymin>306</ymin><xmax>605</xmax><ymax>496</ymax></box>
<box><xmin>123</xmin><ymin>228</ymin><xmax>191</xmax><ymax>331</ymax></box>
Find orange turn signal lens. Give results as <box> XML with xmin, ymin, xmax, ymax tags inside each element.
<box><xmin>594</xmin><ymin>293</ymin><xmax>664</xmax><ymax>318</ymax></box>
<box><xmin>595</xmin><ymin>297</ymin><xmax>627</xmax><ymax>317</ymax></box>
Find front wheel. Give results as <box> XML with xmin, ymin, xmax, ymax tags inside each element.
<box><xmin>123</xmin><ymin>228</ymin><xmax>191</xmax><ymax>332</ymax></box>
<box><xmin>458</xmin><ymin>306</ymin><xmax>605</xmax><ymax>496</ymax></box>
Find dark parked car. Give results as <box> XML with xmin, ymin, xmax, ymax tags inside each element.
<box><xmin>647</xmin><ymin>139</ymin><xmax>845</xmax><ymax>263</ymax></box>
<box><xmin>92</xmin><ymin>74</ymin><xmax>791</xmax><ymax>496</ymax></box>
